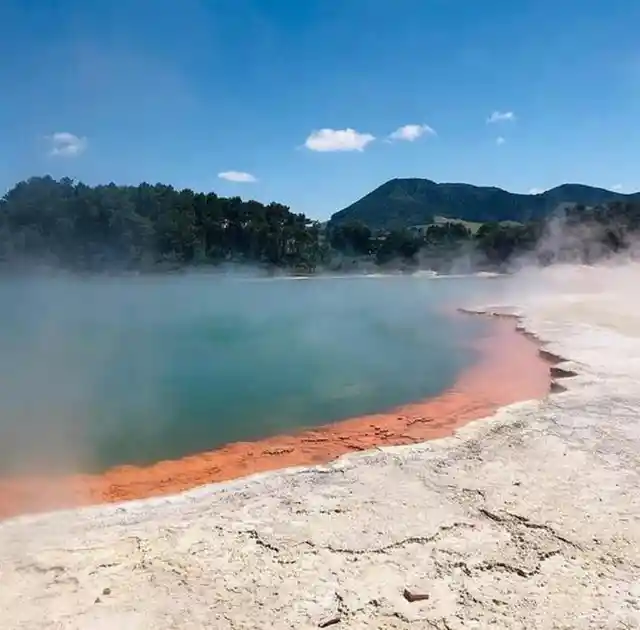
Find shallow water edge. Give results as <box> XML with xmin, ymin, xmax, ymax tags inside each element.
<box><xmin>0</xmin><ymin>313</ymin><xmax>551</xmax><ymax>520</ymax></box>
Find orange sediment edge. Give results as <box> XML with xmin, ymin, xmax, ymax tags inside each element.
<box><xmin>0</xmin><ymin>314</ymin><xmax>554</xmax><ymax>521</ymax></box>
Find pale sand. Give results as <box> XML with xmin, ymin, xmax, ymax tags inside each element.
<box><xmin>1</xmin><ymin>263</ymin><xmax>640</xmax><ymax>629</ymax></box>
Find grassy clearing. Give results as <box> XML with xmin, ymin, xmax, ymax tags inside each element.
<box><xmin>410</xmin><ymin>216</ymin><xmax>524</xmax><ymax>235</ymax></box>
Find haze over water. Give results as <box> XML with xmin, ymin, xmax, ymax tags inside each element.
<box><xmin>0</xmin><ymin>274</ymin><xmax>503</xmax><ymax>476</ymax></box>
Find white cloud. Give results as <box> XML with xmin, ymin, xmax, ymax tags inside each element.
<box><xmin>612</xmin><ymin>183</ymin><xmax>623</xmax><ymax>191</ymax></box>
<box><xmin>304</xmin><ymin>128</ymin><xmax>375</xmax><ymax>152</ymax></box>
<box><xmin>528</xmin><ymin>187</ymin><xmax>544</xmax><ymax>195</ymax></box>
<box><xmin>48</xmin><ymin>132</ymin><xmax>88</xmax><ymax>157</ymax></box>
<box><xmin>487</xmin><ymin>111</ymin><xmax>516</xmax><ymax>124</ymax></box>
<box><xmin>388</xmin><ymin>123</ymin><xmax>436</xmax><ymax>142</ymax></box>
<box><xmin>496</xmin><ymin>136</ymin><xmax>506</xmax><ymax>145</ymax></box>
<box><xmin>217</xmin><ymin>171</ymin><xmax>257</xmax><ymax>183</ymax></box>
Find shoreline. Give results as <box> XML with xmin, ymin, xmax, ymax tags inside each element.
<box><xmin>0</xmin><ymin>313</ymin><xmax>552</xmax><ymax>520</ymax></box>
<box><xmin>4</xmin><ymin>266</ymin><xmax>639</xmax><ymax>629</ymax></box>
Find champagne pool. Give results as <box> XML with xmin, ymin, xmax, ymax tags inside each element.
<box><xmin>0</xmin><ymin>273</ymin><xmax>506</xmax><ymax>475</ymax></box>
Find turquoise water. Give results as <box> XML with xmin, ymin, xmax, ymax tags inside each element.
<box><xmin>0</xmin><ymin>274</ymin><xmax>501</xmax><ymax>474</ymax></box>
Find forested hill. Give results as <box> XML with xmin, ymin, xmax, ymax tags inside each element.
<box><xmin>0</xmin><ymin>176</ymin><xmax>322</xmax><ymax>271</ymax></box>
<box><xmin>2</xmin><ymin>175</ymin><xmax>640</xmax><ymax>274</ymax></box>
<box><xmin>330</xmin><ymin>178</ymin><xmax>640</xmax><ymax>230</ymax></box>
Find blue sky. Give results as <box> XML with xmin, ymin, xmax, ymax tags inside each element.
<box><xmin>1</xmin><ymin>0</ymin><xmax>638</xmax><ymax>220</ymax></box>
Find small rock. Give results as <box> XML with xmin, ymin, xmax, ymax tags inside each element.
<box><xmin>318</xmin><ymin>615</ymin><xmax>341</xmax><ymax>627</ymax></box>
<box><xmin>94</xmin><ymin>597</ymin><xmax>101</xmax><ymax>604</ymax></box>
<box><xmin>403</xmin><ymin>588</ymin><xmax>430</xmax><ymax>603</ymax></box>
<box><xmin>102</xmin><ymin>587</ymin><xmax>111</xmax><ymax>596</ymax></box>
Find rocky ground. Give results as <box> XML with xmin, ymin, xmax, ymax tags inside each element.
<box><xmin>1</xmin><ymin>264</ymin><xmax>639</xmax><ymax>629</ymax></box>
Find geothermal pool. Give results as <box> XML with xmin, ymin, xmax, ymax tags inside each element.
<box><xmin>0</xmin><ymin>273</ymin><xmax>503</xmax><ymax>475</ymax></box>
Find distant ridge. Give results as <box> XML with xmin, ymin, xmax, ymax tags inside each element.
<box><xmin>330</xmin><ymin>178</ymin><xmax>640</xmax><ymax>230</ymax></box>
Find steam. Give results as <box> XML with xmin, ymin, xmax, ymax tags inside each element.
<box><xmin>422</xmin><ymin>201</ymin><xmax>640</xmax><ymax>278</ymax></box>
<box><xmin>0</xmin><ymin>274</ymin><xmax>169</xmax><ymax>477</ymax></box>
<box><xmin>508</xmin><ymin>205</ymin><xmax>640</xmax><ymax>272</ymax></box>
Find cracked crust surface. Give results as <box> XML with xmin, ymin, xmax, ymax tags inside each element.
<box><xmin>1</xmin><ymin>265</ymin><xmax>640</xmax><ymax>629</ymax></box>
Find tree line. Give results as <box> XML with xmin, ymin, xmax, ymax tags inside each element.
<box><xmin>328</xmin><ymin>200</ymin><xmax>640</xmax><ymax>271</ymax></box>
<box><xmin>1</xmin><ymin>176</ymin><xmax>639</xmax><ymax>273</ymax></box>
<box><xmin>0</xmin><ymin>177</ymin><xmax>322</xmax><ymax>272</ymax></box>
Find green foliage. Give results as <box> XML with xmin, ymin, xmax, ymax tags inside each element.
<box><xmin>0</xmin><ymin>176</ymin><xmax>323</xmax><ymax>272</ymax></box>
<box><xmin>1</xmin><ymin>176</ymin><xmax>639</xmax><ymax>274</ymax></box>
<box><xmin>328</xmin><ymin>221</ymin><xmax>372</xmax><ymax>255</ymax></box>
<box><xmin>425</xmin><ymin>222</ymin><xmax>472</xmax><ymax>243</ymax></box>
<box><xmin>330</xmin><ymin>178</ymin><xmax>639</xmax><ymax>230</ymax></box>
<box><xmin>375</xmin><ymin>229</ymin><xmax>422</xmax><ymax>266</ymax></box>
<box><xmin>474</xmin><ymin>221</ymin><xmax>540</xmax><ymax>264</ymax></box>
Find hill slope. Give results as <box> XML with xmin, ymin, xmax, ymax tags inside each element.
<box><xmin>330</xmin><ymin>178</ymin><xmax>640</xmax><ymax>229</ymax></box>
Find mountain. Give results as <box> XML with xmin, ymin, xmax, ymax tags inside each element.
<box><xmin>330</xmin><ymin>178</ymin><xmax>640</xmax><ymax>230</ymax></box>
